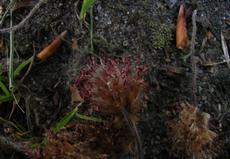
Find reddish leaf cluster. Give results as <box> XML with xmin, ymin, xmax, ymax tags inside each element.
<box><xmin>21</xmin><ymin>56</ymin><xmax>148</xmax><ymax>159</ymax></box>
<box><xmin>40</xmin><ymin>126</ymin><xmax>110</xmax><ymax>159</ymax></box>
<box><xmin>76</xmin><ymin>56</ymin><xmax>148</xmax><ymax>122</ymax></box>
<box><xmin>167</xmin><ymin>102</ymin><xmax>218</xmax><ymax>159</ymax></box>
<box><xmin>23</xmin><ymin>123</ymin><xmax>135</xmax><ymax>159</ymax></box>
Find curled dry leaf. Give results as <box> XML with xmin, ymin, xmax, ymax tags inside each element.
<box><xmin>37</xmin><ymin>30</ymin><xmax>67</xmax><ymax>61</ymax></box>
<box><xmin>176</xmin><ymin>5</ymin><xmax>189</xmax><ymax>50</ymax></box>
<box><xmin>70</xmin><ymin>85</ymin><xmax>84</xmax><ymax>105</ymax></box>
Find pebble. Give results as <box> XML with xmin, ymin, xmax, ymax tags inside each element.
<box><xmin>96</xmin><ymin>4</ymin><xmax>102</xmax><ymax>13</ymax></box>
<box><xmin>123</xmin><ymin>40</ymin><xmax>129</xmax><ymax>46</ymax></box>
<box><xmin>107</xmin><ymin>19</ymin><xmax>112</xmax><ymax>25</ymax></box>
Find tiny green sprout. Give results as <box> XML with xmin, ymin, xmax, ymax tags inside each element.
<box><xmin>80</xmin><ymin>0</ymin><xmax>95</xmax><ymax>21</ymax></box>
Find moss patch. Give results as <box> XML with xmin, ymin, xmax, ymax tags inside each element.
<box><xmin>149</xmin><ymin>22</ymin><xmax>173</xmax><ymax>49</ymax></box>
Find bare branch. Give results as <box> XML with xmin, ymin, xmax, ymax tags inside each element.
<box><xmin>190</xmin><ymin>9</ymin><xmax>198</xmax><ymax>106</ymax></box>
<box><xmin>0</xmin><ymin>0</ymin><xmax>47</xmax><ymax>33</ymax></box>
<box><xmin>221</xmin><ymin>31</ymin><xmax>230</xmax><ymax>69</ymax></box>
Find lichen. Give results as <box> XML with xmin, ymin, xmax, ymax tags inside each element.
<box><xmin>149</xmin><ymin>21</ymin><xmax>173</xmax><ymax>49</ymax></box>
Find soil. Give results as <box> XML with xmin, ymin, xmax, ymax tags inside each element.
<box><xmin>0</xmin><ymin>0</ymin><xmax>230</xmax><ymax>158</ymax></box>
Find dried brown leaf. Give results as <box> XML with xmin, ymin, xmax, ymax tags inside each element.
<box><xmin>37</xmin><ymin>30</ymin><xmax>67</xmax><ymax>61</ymax></box>
<box><xmin>176</xmin><ymin>5</ymin><xmax>189</xmax><ymax>50</ymax></box>
<box><xmin>69</xmin><ymin>85</ymin><xmax>84</xmax><ymax>105</ymax></box>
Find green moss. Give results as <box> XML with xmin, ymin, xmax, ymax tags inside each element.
<box><xmin>149</xmin><ymin>21</ymin><xmax>173</xmax><ymax>49</ymax></box>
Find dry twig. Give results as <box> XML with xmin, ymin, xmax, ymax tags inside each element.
<box><xmin>221</xmin><ymin>31</ymin><xmax>230</xmax><ymax>69</ymax></box>
<box><xmin>190</xmin><ymin>10</ymin><xmax>198</xmax><ymax>106</ymax></box>
<box><xmin>0</xmin><ymin>135</ymin><xmax>21</xmax><ymax>152</ymax></box>
<box><xmin>0</xmin><ymin>0</ymin><xmax>47</xmax><ymax>33</ymax></box>
<box><xmin>122</xmin><ymin>108</ymin><xmax>143</xmax><ymax>159</ymax></box>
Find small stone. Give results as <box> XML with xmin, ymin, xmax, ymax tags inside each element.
<box><xmin>202</xmin><ymin>96</ymin><xmax>207</xmax><ymax>101</ymax></box>
<box><xmin>96</xmin><ymin>4</ymin><xmax>102</xmax><ymax>12</ymax></box>
<box><xmin>107</xmin><ymin>20</ymin><xmax>112</xmax><ymax>25</ymax></box>
<box><xmin>123</xmin><ymin>40</ymin><xmax>129</xmax><ymax>46</ymax></box>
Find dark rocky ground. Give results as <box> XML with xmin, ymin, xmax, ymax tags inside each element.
<box><xmin>0</xmin><ymin>0</ymin><xmax>230</xmax><ymax>158</ymax></box>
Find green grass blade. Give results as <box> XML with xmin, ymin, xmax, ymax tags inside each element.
<box><xmin>14</xmin><ymin>56</ymin><xmax>34</xmax><ymax>78</ymax></box>
<box><xmin>0</xmin><ymin>95</ymin><xmax>13</xmax><ymax>103</ymax></box>
<box><xmin>54</xmin><ymin>103</ymin><xmax>82</xmax><ymax>133</ymax></box>
<box><xmin>0</xmin><ymin>81</ymin><xmax>10</xmax><ymax>96</ymax></box>
<box><xmin>76</xmin><ymin>112</ymin><xmax>102</xmax><ymax>122</ymax></box>
<box><xmin>80</xmin><ymin>0</ymin><xmax>95</xmax><ymax>20</ymax></box>
<box><xmin>0</xmin><ymin>116</ymin><xmax>24</xmax><ymax>132</ymax></box>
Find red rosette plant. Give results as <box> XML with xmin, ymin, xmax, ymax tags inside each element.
<box><xmin>76</xmin><ymin>56</ymin><xmax>148</xmax><ymax>122</ymax></box>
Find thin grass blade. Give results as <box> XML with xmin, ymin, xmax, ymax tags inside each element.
<box><xmin>80</xmin><ymin>0</ymin><xmax>95</xmax><ymax>20</ymax></box>
<box><xmin>75</xmin><ymin>112</ymin><xmax>102</xmax><ymax>122</ymax></box>
<box><xmin>0</xmin><ymin>95</ymin><xmax>13</xmax><ymax>103</ymax></box>
<box><xmin>14</xmin><ymin>56</ymin><xmax>34</xmax><ymax>78</ymax></box>
<box><xmin>0</xmin><ymin>81</ymin><xmax>10</xmax><ymax>96</ymax></box>
<box><xmin>54</xmin><ymin>103</ymin><xmax>82</xmax><ymax>133</ymax></box>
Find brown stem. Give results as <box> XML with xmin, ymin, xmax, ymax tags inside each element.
<box><xmin>190</xmin><ymin>10</ymin><xmax>198</xmax><ymax>106</ymax></box>
<box><xmin>0</xmin><ymin>0</ymin><xmax>46</xmax><ymax>33</ymax></box>
<box><xmin>121</xmin><ymin>108</ymin><xmax>143</xmax><ymax>159</ymax></box>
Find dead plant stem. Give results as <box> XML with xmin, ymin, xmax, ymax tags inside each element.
<box><xmin>0</xmin><ymin>0</ymin><xmax>47</xmax><ymax>33</ymax></box>
<box><xmin>122</xmin><ymin>108</ymin><xmax>143</xmax><ymax>159</ymax></box>
<box><xmin>0</xmin><ymin>0</ymin><xmax>16</xmax><ymax>26</ymax></box>
<box><xmin>90</xmin><ymin>6</ymin><xmax>94</xmax><ymax>52</ymax></box>
<box><xmin>190</xmin><ymin>10</ymin><xmax>198</xmax><ymax>106</ymax></box>
<box><xmin>221</xmin><ymin>31</ymin><xmax>230</xmax><ymax>69</ymax></box>
<box><xmin>9</xmin><ymin>0</ymin><xmax>13</xmax><ymax>89</ymax></box>
<box><xmin>0</xmin><ymin>135</ymin><xmax>21</xmax><ymax>152</ymax></box>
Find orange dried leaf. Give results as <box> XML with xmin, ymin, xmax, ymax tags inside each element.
<box><xmin>37</xmin><ymin>30</ymin><xmax>67</xmax><ymax>61</ymax></box>
<box><xmin>176</xmin><ymin>5</ymin><xmax>189</xmax><ymax>50</ymax></box>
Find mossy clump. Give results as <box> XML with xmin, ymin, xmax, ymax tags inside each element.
<box><xmin>149</xmin><ymin>22</ymin><xmax>173</xmax><ymax>49</ymax></box>
<box><xmin>167</xmin><ymin>102</ymin><xmax>219</xmax><ymax>159</ymax></box>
